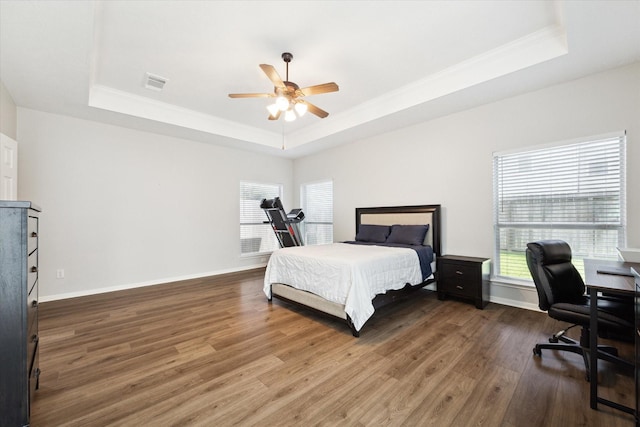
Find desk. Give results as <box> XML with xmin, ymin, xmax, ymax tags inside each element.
<box><xmin>584</xmin><ymin>259</ymin><xmax>640</xmax><ymax>417</ymax></box>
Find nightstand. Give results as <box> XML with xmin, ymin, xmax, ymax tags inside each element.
<box><xmin>437</xmin><ymin>255</ymin><xmax>491</xmax><ymax>309</ymax></box>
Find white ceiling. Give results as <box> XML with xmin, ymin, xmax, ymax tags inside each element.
<box><xmin>1</xmin><ymin>1</ymin><xmax>639</xmax><ymax>158</ymax></box>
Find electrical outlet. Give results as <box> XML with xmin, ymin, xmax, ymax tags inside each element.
<box><xmin>56</xmin><ymin>269</ymin><xmax>65</xmax><ymax>279</ymax></box>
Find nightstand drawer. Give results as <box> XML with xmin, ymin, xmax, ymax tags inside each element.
<box><xmin>439</xmin><ymin>275</ymin><xmax>476</xmax><ymax>298</ymax></box>
<box><xmin>440</xmin><ymin>263</ymin><xmax>477</xmax><ymax>285</ymax></box>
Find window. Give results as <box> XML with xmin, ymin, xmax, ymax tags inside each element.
<box><xmin>300</xmin><ymin>180</ymin><xmax>333</xmax><ymax>245</ymax></box>
<box><xmin>493</xmin><ymin>133</ymin><xmax>626</xmax><ymax>281</ymax></box>
<box><xmin>240</xmin><ymin>181</ymin><xmax>282</xmax><ymax>255</ymax></box>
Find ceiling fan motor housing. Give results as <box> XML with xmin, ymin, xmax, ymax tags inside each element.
<box><xmin>276</xmin><ymin>81</ymin><xmax>300</xmax><ymax>96</ymax></box>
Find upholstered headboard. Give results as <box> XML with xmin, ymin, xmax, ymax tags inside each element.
<box><xmin>355</xmin><ymin>205</ymin><xmax>441</xmax><ymax>256</ymax></box>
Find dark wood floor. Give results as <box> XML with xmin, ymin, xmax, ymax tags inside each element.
<box><xmin>32</xmin><ymin>268</ymin><xmax>635</xmax><ymax>426</ymax></box>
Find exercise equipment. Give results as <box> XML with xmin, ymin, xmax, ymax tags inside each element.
<box><xmin>260</xmin><ymin>197</ymin><xmax>305</xmax><ymax>248</ymax></box>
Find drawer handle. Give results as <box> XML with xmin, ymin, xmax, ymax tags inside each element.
<box><xmin>31</xmin><ymin>231</ymin><xmax>38</xmax><ymax>238</ymax></box>
<box><xmin>31</xmin><ymin>334</ymin><xmax>39</xmax><ymax>344</ymax></box>
<box><xmin>455</xmin><ymin>270</ymin><xmax>464</xmax><ymax>275</ymax></box>
<box><xmin>456</xmin><ymin>285</ymin><xmax>464</xmax><ymax>290</ymax></box>
<box><xmin>31</xmin><ymin>266</ymin><xmax>38</xmax><ymax>273</ymax></box>
<box><xmin>32</xmin><ymin>300</ymin><xmax>38</xmax><ymax>308</ymax></box>
<box><xmin>35</xmin><ymin>368</ymin><xmax>41</xmax><ymax>378</ymax></box>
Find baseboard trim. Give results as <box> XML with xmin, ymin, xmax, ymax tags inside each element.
<box><xmin>39</xmin><ymin>263</ymin><xmax>267</xmax><ymax>302</ymax></box>
<box><xmin>489</xmin><ymin>295</ymin><xmax>540</xmax><ymax>312</ymax></box>
<box><xmin>41</xmin><ymin>266</ymin><xmax>541</xmax><ymax>312</ymax></box>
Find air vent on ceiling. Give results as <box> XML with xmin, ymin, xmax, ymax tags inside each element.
<box><xmin>144</xmin><ymin>72</ymin><xmax>168</xmax><ymax>91</ymax></box>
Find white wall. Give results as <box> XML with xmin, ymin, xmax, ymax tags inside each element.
<box><xmin>17</xmin><ymin>108</ymin><xmax>293</xmax><ymax>300</ymax></box>
<box><xmin>293</xmin><ymin>62</ymin><xmax>640</xmax><ymax>309</ymax></box>
<box><xmin>0</xmin><ymin>80</ymin><xmax>18</xmax><ymax>140</ymax></box>
<box><xmin>16</xmin><ymin>62</ymin><xmax>639</xmax><ymax>307</ymax></box>
<box><xmin>1</xmin><ymin>79</ymin><xmax>17</xmax><ymax>140</ymax></box>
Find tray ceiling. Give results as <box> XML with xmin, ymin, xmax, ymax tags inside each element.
<box><xmin>1</xmin><ymin>1</ymin><xmax>639</xmax><ymax>158</ymax></box>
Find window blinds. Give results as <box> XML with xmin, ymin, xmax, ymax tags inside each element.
<box><xmin>301</xmin><ymin>180</ymin><xmax>333</xmax><ymax>245</ymax></box>
<box><xmin>240</xmin><ymin>181</ymin><xmax>282</xmax><ymax>255</ymax></box>
<box><xmin>493</xmin><ymin>134</ymin><xmax>626</xmax><ymax>280</ymax></box>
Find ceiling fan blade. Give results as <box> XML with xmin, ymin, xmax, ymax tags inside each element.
<box><xmin>300</xmin><ymin>82</ymin><xmax>339</xmax><ymax>96</ymax></box>
<box><xmin>228</xmin><ymin>93</ymin><xmax>274</xmax><ymax>98</ymax></box>
<box><xmin>301</xmin><ymin>100</ymin><xmax>329</xmax><ymax>118</ymax></box>
<box><xmin>268</xmin><ymin>110</ymin><xmax>281</xmax><ymax>120</ymax></box>
<box><xmin>259</xmin><ymin>64</ymin><xmax>285</xmax><ymax>89</ymax></box>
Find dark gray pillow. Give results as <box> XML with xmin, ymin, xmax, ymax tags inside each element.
<box><xmin>385</xmin><ymin>224</ymin><xmax>429</xmax><ymax>246</ymax></box>
<box><xmin>355</xmin><ymin>224</ymin><xmax>391</xmax><ymax>243</ymax></box>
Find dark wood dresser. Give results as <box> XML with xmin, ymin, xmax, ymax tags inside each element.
<box><xmin>437</xmin><ymin>255</ymin><xmax>491</xmax><ymax>309</ymax></box>
<box><xmin>0</xmin><ymin>201</ymin><xmax>41</xmax><ymax>426</ymax></box>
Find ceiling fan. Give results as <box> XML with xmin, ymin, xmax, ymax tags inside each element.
<box><xmin>228</xmin><ymin>52</ymin><xmax>339</xmax><ymax>121</ymax></box>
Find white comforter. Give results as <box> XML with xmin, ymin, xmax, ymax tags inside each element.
<box><xmin>263</xmin><ymin>243</ymin><xmax>422</xmax><ymax>331</ymax></box>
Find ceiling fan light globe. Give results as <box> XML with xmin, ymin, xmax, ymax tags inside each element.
<box><xmin>294</xmin><ymin>102</ymin><xmax>307</xmax><ymax>117</ymax></box>
<box><xmin>284</xmin><ymin>109</ymin><xmax>296</xmax><ymax>122</ymax></box>
<box><xmin>275</xmin><ymin>96</ymin><xmax>289</xmax><ymax>111</ymax></box>
<box><xmin>266</xmin><ymin>104</ymin><xmax>279</xmax><ymax>117</ymax></box>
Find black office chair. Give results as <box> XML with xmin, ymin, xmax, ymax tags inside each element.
<box><xmin>526</xmin><ymin>240</ymin><xmax>634</xmax><ymax>379</ymax></box>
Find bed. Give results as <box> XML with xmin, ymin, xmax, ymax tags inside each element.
<box><xmin>263</xmin><ymin>204</ymin><xmax>441</xmax><ymax>336</ymax></box>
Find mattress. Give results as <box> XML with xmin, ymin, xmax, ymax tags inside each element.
<box><xmin>263</xmin><ymin>242</ymin><xmax>424</xmax><ymax>331</ymax></box>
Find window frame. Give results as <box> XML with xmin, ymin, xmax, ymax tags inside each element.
<box><xmin>300</xmin><ymin>179</ymin><xmax>334</xmax><ymax>246</ymax></box>
<box><xmin>492</xmin><ymin>132</ymin><xmax>627</xmax><ymax>284</ymax></box>
<box><xmin>239</xmin><ymin>180</ymin><xmax>283</xmax><ymax>256</ymax></box>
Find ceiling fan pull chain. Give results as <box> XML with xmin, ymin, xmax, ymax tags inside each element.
<box><xmin>281</xmin><ymin>122</ymin><xmax>285</xmax><ymax>150</ymax></box>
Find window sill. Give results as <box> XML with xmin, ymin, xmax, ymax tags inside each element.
<box><xmin>240</xmin><ymin>252</ymin><xmax>273</xmax><ymax>259</ymax></box>
<box><xmin>490</xmin><ymin>275</ymin><xmax>534</xmax><ymax>288</ymax></box>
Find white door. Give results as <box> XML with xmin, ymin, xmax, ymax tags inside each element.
<box><xmin>0</xmin><ymin>133</ymin><xmax>18</xmax><ymax>200</ymax></box>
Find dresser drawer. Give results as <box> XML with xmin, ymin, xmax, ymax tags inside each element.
<box><xmin>28</xmin><ymin>216</ymin><xmax>38</xmax><ymax>255</ymax></box>
<box><xmin>27</xmin><ymin>321</ymin><xmax>39</xmax><ymax>375</ymax></box>
<box><xmin>27</xmin><ymin>284</ymin><xmax>38</xmax><ymax>333</ymax></box>
<box><xmin>29</xmin><ymin>345</ymin><xmax>40</xmax><ymax>411</ymax></box>
<box><xmin>28</xmin><ymin>249</ymin><xmax>38</xmax><ymax>294</ymax></box>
